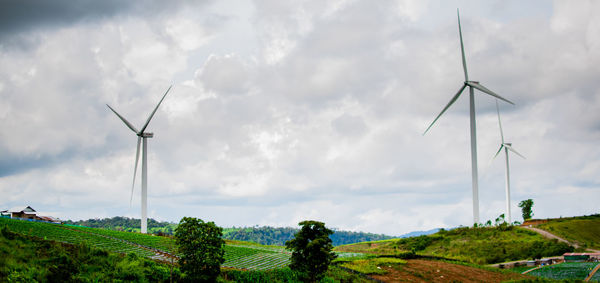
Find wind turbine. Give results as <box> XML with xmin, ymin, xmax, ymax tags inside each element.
<box><xmin>423</xmin><ymin>9</ymin><xmax>515</xmax><ymax>225</ymax></box>
<box><xmin>493</xmin><ymin>100</ymin><xmax>525</xmax><ymax>224</ymax></box>
<box><xmin>107</xmin><ymin>85</ymin><xmax>172</xmax><ymax>234</ymax></box>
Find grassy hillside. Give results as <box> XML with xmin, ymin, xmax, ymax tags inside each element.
<box><xmin>0</xmin><ymin>227</ymin><xmax>179</xmax><ymax>282</ymax></box>
<box><xmin>335</xmin><ymin>225</ymin><xmax>574</xmax><ymax>264</ymax></box>
<box><xmin>534</xmin><ymin>214</ymin><xmax>600</xmax><ymax>250</ymax></box>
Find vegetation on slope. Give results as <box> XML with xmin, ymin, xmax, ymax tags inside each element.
<box><xmin>66</xmin><ymin>217</ymin><xmax>395</xmax><ymax>246</ymax></box>
<box><xmin>65</xmin><ymin>216</ymin><xmax>176</xmax><ymax>234</ymax></box>
<box><xmin>0</xmin><ymin>226</ymin><xmax>180</xmax><ymax>282</ymax></box>
<box><xmin>223</xmin><ymin>226</ymin><xmax>395</xmax><ymax>246</ymax></box>
<box><xmin>535</xmin><ymin>214</ymin><xmax>600</xmax><ymax>250</ymax></box>
<box><xmin>336</xmin><ymin>225</ymin><xmax>574</xmax><ymax>264</ymax></box>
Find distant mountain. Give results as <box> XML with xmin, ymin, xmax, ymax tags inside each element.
<box><xmin>66</xmin><ymin>216</ymin><xmax>442</xmax><ymax>246</ymax></box>
<box><xmin>399</xmin><ymin>228</ymin><xmax>441</xmax><ymax>238</ymax></box>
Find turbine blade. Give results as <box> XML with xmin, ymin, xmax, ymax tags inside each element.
<box><xmin>107</xmin><ymin>104</ymin><xmax>139</xmax><ymax>133</ymax></box>
<box><xmin>496</xmin><ymin>100</ymin><xmax>505</xmax><ymax>143</ymax></box>
<box><xmin>467</xmin><ymin>81</ymin><xmax>514</xmax><ymax>105</ymax></box>
<box><xmin>457</xmin><ymin>9</ymin><xmax>469</xmax><ymax>81</ymax></box>
<box><xmin>423</xmin><ymin>84</ymin><xmax>467</xmax><ymax>135</ymax></box>
<box><xmin>130</xmin><ymin>137</ymin><xmax>141</xmax><ymax>206</ymax></box>
<box><xmin>506</xmin><ymin>145</ymin><xmax>526</xmax><ymax>159</ymax></box>
<box><xmin>140</xmin><ymin>85</ymin><xmax>173</xmax><ymax>134</ymax></box>
<box><xmin>494</xmin><ymin>144</ymin><xmax>504</xmax><ymax>159</ymax></box>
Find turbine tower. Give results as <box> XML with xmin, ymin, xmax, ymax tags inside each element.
<box><xmin>423</xmin><ymin>10</ymin><xmax>514</xmax><ymax>225</ymax></box>
<box><xmin>493</xmin><ymin>100</ymin><xmax>525</xmax><ymax>224</ymax></box>
<box><xmin>107</xmin><ymin>85</ymin><xmax>172</xmax><ymax>234</ymax></box>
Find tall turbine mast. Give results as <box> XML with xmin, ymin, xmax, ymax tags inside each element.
<box><xmin>424</xmin><ymin>10</ymin><xmax>514</xmax><ymax>225</ymax></box>
<box><xmin>493</xmin><ymin>100</ymin><xmax>525</xmax><ymax>224</ymax></box>
<box><xmin>107</xmin><ymin>85</ymin><xmax>172</xmax><ymax>233</ymax></box>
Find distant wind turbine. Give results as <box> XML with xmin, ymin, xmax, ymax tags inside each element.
<box><xmin>493</xmin><ymin>100</ymin><xmax>525</xmax><ymax>224</ymax></box>
<box><xmin>107</xmin><ymin>85</ymin><xmax>173</xmax><ymax>234</ymax></box>
<box><xmin>423</xmin><ymin>9</ymin><xmax>515</xmax><ymax>225</ymax></box>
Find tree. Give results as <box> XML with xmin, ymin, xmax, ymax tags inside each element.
<box><xmin>518</xmin><ymin>199</ymin><xmax>534</xmax><ymax>221</ymax></box>
<box><xmin>174</xmin><ymin>217</ymin><xmax>225</xmax><ymax>282</ymax></box>
<box><xmin>285</xmin><ymin>220</ymin><xmax>337</xmax><ymax>282</ymax></box>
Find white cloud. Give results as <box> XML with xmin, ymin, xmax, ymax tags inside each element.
<box><xmin>0</xmin><ymin>0</ymin><xmax>599</xmax><ymax>235</ymax></box>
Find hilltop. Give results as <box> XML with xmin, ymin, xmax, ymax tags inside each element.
<box><xmin>336</xmin><ymin>225</ymin><xmax>573</xmax><ymax>265</ymax></box>
<box><xmin>526</xmin><ymin>214</ymin><xmax>600</xmax><ymax>251</ymax></box>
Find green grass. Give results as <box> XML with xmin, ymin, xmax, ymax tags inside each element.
<box><xmin>536</xmin><ymin>214</ymin><xmax>600</xmax><ymax>250</ymax></box>
<box><xmin>1</xmin><ymin>217</ymin><xmax>291</xmax><ymax>270</ymax></box>
<box><xmin>335</xmin><ymin>226</ymin><xmax>574</xmax><ymax>264</ymax></box>
<box><xmin>527</xmin><ymin>262</ymin><xmax>598</xmax><ymax>280</ymax></box>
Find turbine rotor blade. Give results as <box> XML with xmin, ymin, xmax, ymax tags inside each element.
<box><xmin>107</xmin><ymin>104</ymin><xmax>139</xmax><ymax>133</ymax></box>
<box><xmin>467</xmin><ymin>81</ymin><xmax>514</xmax><ymax>105</ymax></box>
<box><xmin>130</xmin><ymin>136</ymin><xmax>141</xmax><ymax>206</ymax></box>
<box><xmin>505</xmin><ymin>144</ymin><xmax>526</xmax><ymax>159</ymax></box>
<box><xmin>493</xmin><ymin>144</ymin><xmax>504</xmax><ymax>159</ymax></box>
<box><xmin>423</xmin><ymin>84</ymin><xmax>467</xmax><ymax>135</ymax></box>
<box><xmin>140</xmin><ymin>85</ymin><xmax>173</xmax><ymax>134</ymax></box>
<box><xmin>496</xmin><ymin>100</ymin><xmax>505</xmax><ymax>143</ymax></box>
<box><xmin>457</xmin><ymin>9</ymin><xmax>469</xmax><ymax>82</ymax></box>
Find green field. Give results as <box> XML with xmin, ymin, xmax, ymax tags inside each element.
<box><xmin>536</xmin><ymin>214</ymin><xmax>600</xmax><ymax>250</ymax></box>
<box><xmin>335</xmin><ymin>225</ymin><xmax>574</xmax><ymax>264</ymax></box>
<box><xmin>527</xmin><ymin>262</ymin><xmax>599</xmax><ymax>281</ymax></box>
<box><xmin>0</xmin><ymin>217</ymin><xmax>294</xmax><ymax>270</ymax></box>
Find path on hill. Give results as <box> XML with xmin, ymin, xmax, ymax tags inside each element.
<box><xmin>522</xmin><ymin>226</ymin><xmax>600</xmax><ymax>253</ymax></box>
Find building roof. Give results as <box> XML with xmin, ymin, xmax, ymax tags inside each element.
<box><xmin>563</xmin><ymin>253</ymin><xmax>600</xmax><ymax>256</ymax></box>
<box><xmin>8</xmin><ymin>206</ymin><xmax>36</xmax><ymax>213</ymax></box>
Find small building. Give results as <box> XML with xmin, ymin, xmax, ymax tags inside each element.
<box><xmin>1</xmin><ymin>206</ymin><xmax>61</xmax><ymax>223</ymax></box>
<box><xmin>7</xmin><ymin>206</ymin><xmax>37</xmax><ymax>219</ymax></box>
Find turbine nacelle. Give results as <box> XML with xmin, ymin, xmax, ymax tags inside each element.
<box><xmin>140</xmin><ymin>132</ymin><xmax>154</xmax><ymax>138</ymax></box>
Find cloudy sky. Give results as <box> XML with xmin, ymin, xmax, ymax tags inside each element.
<box><xmin>1</xmin><ymin>0</ymin><xmax>598</xmax><ymax>235</ymax></box>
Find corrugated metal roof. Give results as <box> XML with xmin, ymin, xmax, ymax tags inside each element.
<box><xmin>8</xmin><ymin>206</ymin><xmax>36</xmax><ymax>213</ymax></box>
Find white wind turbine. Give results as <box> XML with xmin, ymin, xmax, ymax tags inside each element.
<box><xmin>107</xmin><ymin>85</ymin><xmax>172</xmax><ymax>234</ymax></box>
<box><xmin>423</xmin><ymin>9</ymin><xmax>515</xmax><ymax>225</ymax></box>
<box><xmin>493</xmin><ymin>100</ymin><xmax>525</xmax><ymax>224</ymax></box>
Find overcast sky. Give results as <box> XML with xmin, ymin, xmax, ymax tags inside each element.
<box><xmin>1</xmin><ymin>0</ymin><xmax>598</xmax><ymax>235</ymax></box>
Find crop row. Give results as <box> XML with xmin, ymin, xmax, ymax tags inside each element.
<box><xmin>224</xmin><ymin>253</ymin><xmax>291</xmax><ymax>270</ymax></box>
<box><xmin>0</xmin><ymin>218</ymin><xmax>155</xmax><ymax>258</ymax></box>
<box><xmin>528</xmin><ymin>262</ymin><xmax>598</xmax><ymax>280</ymax></box>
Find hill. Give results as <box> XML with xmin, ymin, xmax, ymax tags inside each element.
<box><xmin>335</xmin><ymin>225</ymin><xmax>574</xmax><ymax>264</ymax></box>
<box><xmin>530</xmin><ymin>214</ymin><xmax>600</xmax><ymax>251</ymax></box>
<box><xmin>66</xmin><ymin>217</ymin><xmax>396</xmax><ymax>246</ymax></box>
<box><xmin>223</xmin><ymin>226</ymin><xmax>395</xmax><ymax>246</ymax></box>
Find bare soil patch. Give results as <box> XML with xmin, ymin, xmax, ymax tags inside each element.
<box><xmin>370</xmin><ymin>259</ymin><xmax>532</xmax><ymax>283</ymax></box>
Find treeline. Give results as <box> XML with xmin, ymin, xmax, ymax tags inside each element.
<box><xmin>223</xmin><ymin>226</ymin><xmax>395</xmax><ymax>246</ymax></box>
<box><xmin>66</xmin><ymin>217</ymin><xmax>395</xmax><ymax>246</ymax></box>
<box><xmin>64</xmin><ymin>216</ymin><xmax>176</xmax><ymax>234</ymax></box>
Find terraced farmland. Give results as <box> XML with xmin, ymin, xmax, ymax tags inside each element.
<box><xmin>0</xmin><ymin>217</ymin><xmax>290</xmax><ymax>270</ymax></box>
<box><xmin>527</xmin><ymin>262</ymin><xmax>599</xmax><ymax>281</ymax></box>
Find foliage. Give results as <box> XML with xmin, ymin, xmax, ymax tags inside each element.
<box><xmin>340</xmin><ymin>257</ymin><xmax>406</xmax><ymax>275</ymax></box>
<box><xmin>223</xmin><ymin>226</ymin><xmax>394</xmax><ymax>246</ymax></box>
<box><xmin>527</xmin><ymin>262</ymin><xmax>597</xmax><ymax>281</ymax></box>
<box><xmin>536</xmin><ymin>214</ymin><xmax>600</xmax><ymax>250</ymax></box>
<box><xmin>335</xmin><ymin>226</ymin><xmax>574</xmax><ymax>264</ymax></box>
<box><xmin>0</xmin><ymin>226</ymin><xmax>180</xmax><ymax>282</ymax></box>
<box><xmin>285</xmin><ymin>220</ymin><xmax>337</xmax><ymax>282</ymax></box>
<box><xmin>175</xmin><ymin>217</ymin><xmax>225</xmax><ymax>282</ymax></box>
<box><xmin>65</xmin><ymin>216</ymin><xmax>177</xmax><ymax>234</ymax></box>
<box><xmin>519</xmin><ymin>199</ymin><xmax>535</xmax><ymax>221</ymax></box>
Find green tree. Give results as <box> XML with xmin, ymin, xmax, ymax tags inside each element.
<box><xmin>285</xmin><ymin>220</ymin><xmax>337</xmax><ymax>282</ymax></box>
<box><xmin>518</xmin><ymin>199</ymin><xmax>534</xmax><ymax>221</ymax></box>
<box><xmin>174</xmin><ymin>217</ymin><xmax>225</xmax><ymax>282</ymax></box>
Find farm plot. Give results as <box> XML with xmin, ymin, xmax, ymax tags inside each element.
<box><xmin>65</xmin><ymin>224</ymin><xmax>177</xmax><ymax>253</ymax></box>
<box><xmin>528</xmin><ymin>262</ymin><xmax>598</xmax><ymax>280</ymax></box>
<box><xmin>0</xmin><ymin>217</ymin><xmax>154</xmax><ymax>257</ymax></box>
